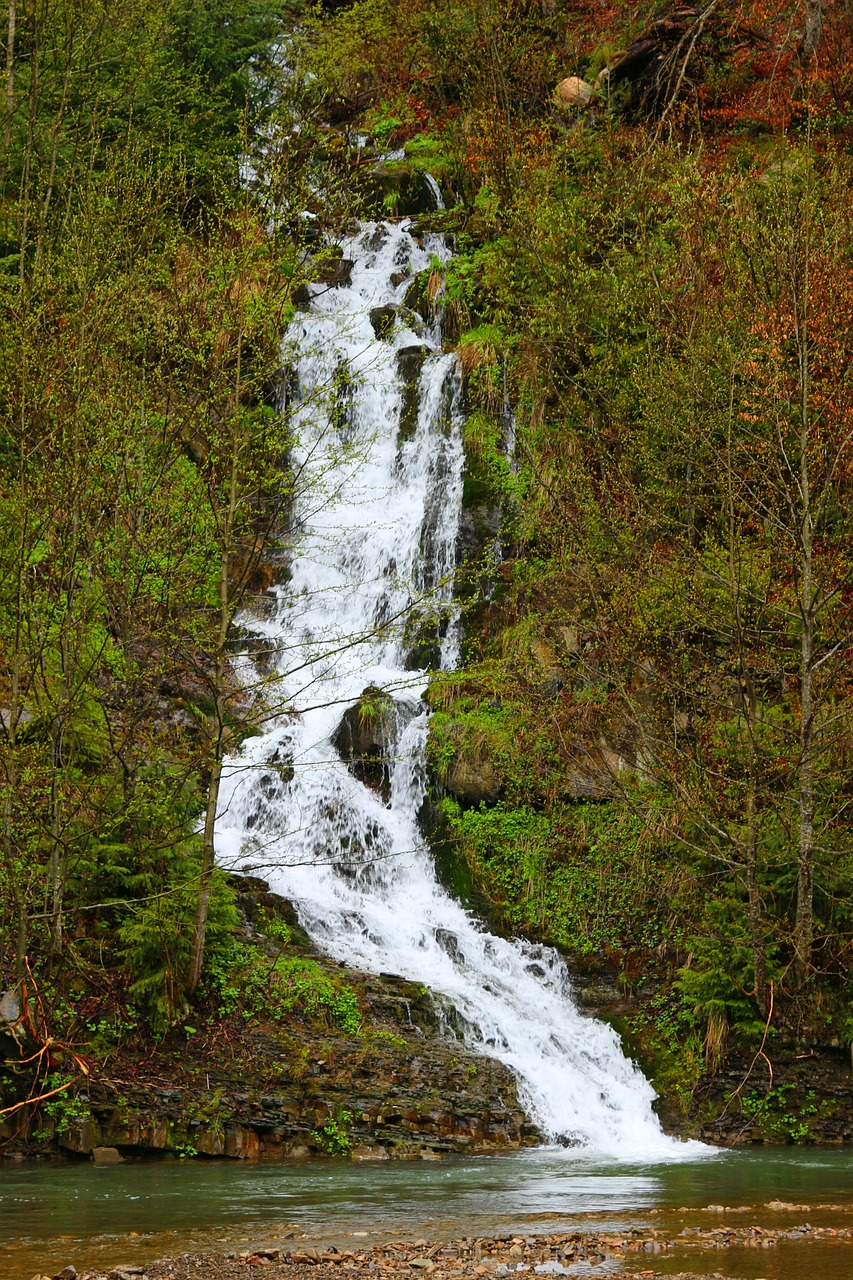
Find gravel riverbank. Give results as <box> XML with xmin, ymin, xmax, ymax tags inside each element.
<box><xmin>29</xmin><ymin>1219</ymin><xmax>853</xmax><ymax>1280</ymax></box>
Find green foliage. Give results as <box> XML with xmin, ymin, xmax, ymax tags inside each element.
<box><xmin>741</xmin><ymin>1085</ymin><xmax>820</xmax><ymax>1142</ymax></box>
<box><xmin>42</xmin><ymin>1079</ymin><xmax>92</xmax><ymax>1136</ymax></box>
<box><xmin>369</xmin><ymin>1028</ymin><xmax>408</xmax><ymax>1049</ymax></box>
<box><xmin>313</xmin><ymin>1108</ymin><xmax>354</xmax><ymax>1157</ymax></box>
<box><xmin>203</xmin><ymin>938</ymin><xmax>363</xmax><ymax>1035</ymax></box>
<box><xmin>624</xmin><ymin>990</ymin><xmax>703</xmax><ymax>1116</ymax></box>
<box><xmin>440</xmin><ymin>795</ymin><xmax>678</xmax><ymax>960</ymax></box>
<box><xmin>256</xmin><ymin>909</ymin><xmax>293</xmax><ymax>948</ymax></box>
<box><xmin>119</xmin><ymin>859</ymin><xmax>238</xmax><ymax>1035</ymax></box>
<box><xmin>676</xmin><ymin>905</ymin><xmax>780</xmax><ymax>1041</ymax></box>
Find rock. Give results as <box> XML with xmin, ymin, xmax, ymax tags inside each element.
<box><xmin>54</xmin><ymin>1269</ymin><xmax>77</xmax><ymax>1280</ymax></box>
<box><xmin>0</xmin><ymin>705</ymin><xmax>34</xmax><ymax>732</ymax></box>
<box><xmin>441</xmin><ymin>725</ymin><xmax>502</xmax><ymax>807</ymax></box>
<box><xmin>360</xmin><ymin>163</ymin><xmax>434</xmax><ymax>219</ymax></box>
<box><xmin>333</xmin><ymin>688</ymin><xmax>420</xmax><ymax>799</ymax></box>
<box><xmin>0</xmin><ymin>988</ymin><xmax>22</xmax><ymax>1022</ymax></box>
<box><xmin>554</xmin><ymin>76</ymin><xmax>595</xmax><ymax>108</ymax></box>
<box><xmin>0</xmin><ymin>988</ymin><xmax>24</xmax><ymax>1047</ymax></box>
<box><xmin>558</xmin><ymin>626</ymin><xmax>580</xmax><ymax>657</ymax></box>
<box><xmin>314</xmin><ymin>258</ymin><xmax>354</xmax><ymax>288</ymax></box>
<box><xmin>92</xmin><ymin>1146</ymin><xmax>123</xmax><ymax>1164</ymax></box>
<box><xmin>58</xmin><ymin>1118</ymin><xmax>99</xmax><ymax>1154</ymax></box>
<box><xmin>528</xmin><ymin>640</ymin><xmax>564</xmax><ymax>697</ymax></box>
<box><xmin>396</xmin><ymin>342</ymin><xmax>430</xmax><ymax>372</ymax></box>
<box><xmin>351</xmin><ymin>1144</ymin><xmax>390</xmax><ymax>1160</ymax></box>
<box><xmin>370</xmin><ymin>305</ymin><xmax>397</xmax><ymax>340</ymax></box>
<box><xmin>396</xmin><ymin>344</ymin><xmax>430</xmax><ymax>446</ymax></box>
<box><xmin>403</xmin><ymin>274</ymin><xmax>430</xmax><ymax>322</ymax></box>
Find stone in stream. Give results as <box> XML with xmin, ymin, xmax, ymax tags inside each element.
<box><xmin>92</xmin><ymin>1145</ymin><xmax>123</xmax><ymax>1164</ymax></box>
<box><xmin>333</xmin><ymin>686</ymin><xmax>420</xmax><ymax>799</ymax></box>
<box><xmin>369</xmin><ymin>305</ymin><xmax>397</xmax><ymax>339</ymax></box>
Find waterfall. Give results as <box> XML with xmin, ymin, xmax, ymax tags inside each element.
<box><xmin>216</xmin><ymin>217</ymin><xmax>704</xmax><ymax>1161</ymax></box>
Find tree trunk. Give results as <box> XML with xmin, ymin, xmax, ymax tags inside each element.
<box><xmin>186</xmin><ymin>732</ymin><xmax>223</xmax><ymax>997</ymax></box>
<box><xmin>796</xmin><ymin>597</ymin><xmax>815</xmax><ymax>985</ymax></box>
<box><xmin>4</xmin><ymin>0</ymin><xmax>15</xmax><ymax>152</ymax></box>
<box><xmin>186</xmin><ymin>334</ymin><xmax>244</xmax><ymax>997</ymax></box>
<box><xmin>800</xmin><ymin>0</ymin><xmax>825</xmax><ymax>64</ymax></box>
<box><xmin>794</xmin><ymin>254</ymin><xmax>816</xmax><ymax>986</ymax></box>
<box><xmin>744</xmin><ymin>681</ymin><xmax>767</xmax><ymax>1017</ymax></box>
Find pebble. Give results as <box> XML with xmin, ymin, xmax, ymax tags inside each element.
<box><xmin>35</xmin><ymin>1216</ymin><xmax>853</xmax><ymax>1280</ymax></box>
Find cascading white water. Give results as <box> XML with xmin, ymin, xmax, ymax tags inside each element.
<box><xmin>216</xmin><ymin>214</ymin><xmax>705</xmax><ymax>1161</ymax></box>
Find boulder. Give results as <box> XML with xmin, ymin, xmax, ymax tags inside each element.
<box><xmin>396</xmin><ymin>344</ymin><xmax>430</xmax><ymax>446</ymax></box>
<box><xmin>403</xmin><ymin>273</ymin><xmax>431</xmax><ymax>322</ymax></box>
<box><xmin>0</xmin><ymin>983</ymin><xmax>22</xmax><ymax>1044</ymax></box>
<box><xmin>314</xmin><ymin>257</ymin><xmax>354</xmax><ymax>288</ymax></box>
<box><xmin>528</xmin><ymin>639</ymin><xmax>565</xmax><ymax>697</ymax></box>
<box><xmin>92</xmin><ymin>1145</ymin><xmax>123</xmax><ymax>1164</ymax></box>
<box><xmin>554</xmin><ymin>76</ymin><xmax>595</xmax><ymax>108</ymax></box>
<box><xmin>0</xmin><ymin>988</ymin><xmax>22</xmax><ymax>1024</ymax></box>
<box><xmin>369</xmin><ymin>305</ymin><xmax>397</xmax><ymax>340</ymax></box>
<box><xmin>446</xmin><ymin>753</ymin><xmax>501</xmax><ymax>807</ymax></box>
<box><xmin>58</xmin><ymin>1117</ymin><xmax>99</xmax><ymax>1154</ymax></box>
<box><xmin>441</xmin><ymin>725</ymin><xmax>502</xmax><ymax>807</ymax></box>
<box><xmin>333</xmin><ymin>688</ymin><xmax>420</xmax><ymax>799</ymax></box>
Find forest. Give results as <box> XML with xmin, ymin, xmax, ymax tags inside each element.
<box><xmin>3</xmin><ymin>0</ymin><xmax>853</xmax><ymax>1148</ymax></box>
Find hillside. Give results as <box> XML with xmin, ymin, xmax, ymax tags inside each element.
<box><xmin>4</xmin><ymin>0</ymin><xmax>853</xmax><ymax>1152</ymax></box>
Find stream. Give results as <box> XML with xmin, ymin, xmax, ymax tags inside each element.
<box><xmin>5</xmin><ymin>1147</ymin><xmax>853</xmax><ymax>1279</ymax></box>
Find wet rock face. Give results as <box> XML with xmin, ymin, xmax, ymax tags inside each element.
<box><xmin>396</xmin><ymin>344</ymin><xmax>430</xmax><ymax>447</ymax></box>
<box><xmin>689</xmin><ymin>1046</ymin><xmax>853</xmax><ymax>1145</ymax></box>
<box><xmin>358</xmin><ymin>164</ymin><xmax>436</xmax><ymax>219</ymax></box>
<box><xmin>369</xmin><ymin>305</ymin><xmax>397</xmax><ymax>340</ymax></box>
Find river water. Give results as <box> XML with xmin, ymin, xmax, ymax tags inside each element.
<box><xmin>4</xmin><ymin>1147</ymin><xmax>853</xmax><ymax>1279</ymax></box>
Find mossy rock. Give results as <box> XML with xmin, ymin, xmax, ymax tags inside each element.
<box><xmin>396</xmin><ymin>344</ymin><xmax>430</xmax><ymax>446</ymax></box>
<box><xmin>333</xmin><ymin>687</ymin><xmax>421</xmax><ymax>799</ymax></box>
<box><xmin>357</xmin><ymin>163</ymin><xmax>436</xmax><ymax>218</ymax></box>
